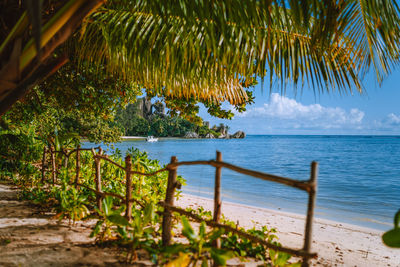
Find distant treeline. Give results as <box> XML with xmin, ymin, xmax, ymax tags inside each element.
<box><xmin>115</xmin><ymin>102</ymin><xmax>227</xmax><ymax>138</ymax></box>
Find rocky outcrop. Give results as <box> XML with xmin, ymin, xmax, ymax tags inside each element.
<box><xmin>185</xmin><ymin>130</ymin><xmax>245</xmax><ymax>139</ymax></box>
<box><xmin>184</xmin><ymin>132</ymin><xmax>199</xmax><ymax>138</ymax></box>
<box><xmin>232</xmin><ymin>131</ymin><xmax>246</xmax><ymax>138</ymax></box>
<box><xmin>204</xmin><ymin>133</ymin><xmax>215</xmax><ymax>139</ymax></box>
<box><xmin>138</xmin><ymin>97</ymin><xmax>166</xmax><ymax>119</ymax></box>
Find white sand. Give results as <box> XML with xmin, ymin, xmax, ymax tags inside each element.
<box><xmin>121</xmin><ymin>136</ymin><xmax>146</xmax><ymax>140</ymax></box>
<box><xmin>177</xmin><ymin>194</ymin><xmax>400</xmax><ymax>267</ymax></box>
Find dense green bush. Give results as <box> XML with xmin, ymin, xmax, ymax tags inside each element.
<box><xmin>0</xmin><ymin>117</ymin><xmax>42</xmax><ymax>180</ymax></box>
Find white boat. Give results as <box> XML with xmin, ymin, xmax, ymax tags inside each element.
<box><xmin>146</xmin><ymin>136</ymin><xmax>158</xmax><ymax>142</ymax></box>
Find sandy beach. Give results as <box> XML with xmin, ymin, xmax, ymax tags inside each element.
<box><xmin>177</xmin><ymin>194</ymin><xmax>400</xmax><ymax>267</ymax></box>
<box><xmin>1</xmin><ymin>182</ymin><xmax>399</xmax><ymax>266</ymax></box>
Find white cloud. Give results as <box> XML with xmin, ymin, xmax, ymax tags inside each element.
<box><xmin>370</xmin><ymin>113</ymin><xmax>400</xmax><ymax>132</ymax></box>
<box><xmin>234</xmin><ymin>93</ymin><xmax>364</xmax><ymax>129</ymax></box>
<box><xmin>386</xmin><ymin>113</ymin><xmax>400</xmax><ymax>125</ymax></box>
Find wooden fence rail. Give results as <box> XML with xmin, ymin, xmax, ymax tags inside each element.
<box><xmin>159</xmin><ymin>202</ymin><xmax>317</xmax><ymax>259</ymax></box>
<box><xmin>41</xmin><ymin>146</ymin><xmax>318</xmax><ymax>267</ymax></box>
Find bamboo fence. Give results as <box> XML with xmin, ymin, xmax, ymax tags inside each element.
<box><xmin>42</xmin><ymin>146</ymin><xmax>318</xmax><ymax>267</ymax></box>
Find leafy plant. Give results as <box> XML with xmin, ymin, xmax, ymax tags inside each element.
<box><xmin>221</xmin><ymin>225</ymin><xmax>300</xmax><ymax>267</ymax></box>
<box><xmin>268</xmin><ymin>248</ymin><xmax>301</xmax><ymax>267</ymax></box>
<box><xmin>55</xmin><ymin>186</ymin><xmax>90</xmax><ymax>225</ymax></box>
<box><xmin>382</xmin><ymin>209</ymin><xmax>400</xmax><ymax>248</ymax></box>
<box><xmin>20</xmin><ymin>186</ymin><xmax>55</xmax><ymax>205</ymax></box>
<box><xmin>90</xmin><ymin>196</ymin><xmax>129</xmax><ymax>242</ymax></box>
<box><xmin>184</xmin><ymin>207</ymin><xmax>213</xmax><ymax>221</ymax></box>
<box><xmin>164</xmin><ymin>216</ymin><xmax>234</xmax><ymax>267</ymax></box>
<box><xmin>117</xmin><ymin>203</ymin><xmax>159</xmax><ymax>263</ymax></box>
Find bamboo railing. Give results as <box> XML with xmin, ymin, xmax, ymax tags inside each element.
<box><xmin>41</xmin><ymin>146</ymin><xmax>318</xmax><ymax>267</ymax></box>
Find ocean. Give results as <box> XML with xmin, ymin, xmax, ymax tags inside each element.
<box><xmin>85</xmin><ymin>135</ymin><xmax>400</xmax><ymax>230</ymax></box>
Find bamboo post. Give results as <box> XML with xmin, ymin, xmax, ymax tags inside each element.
<box><xmin>75</xmin><ymin>145</ymin><xmax>80</xmax><ymax>187</ymax></box>
<box><xmin>63</xmin><ymin>150</ymin><xmax>69</xmax><ymax>168</ymax></box>
<box><xmin>162</xmin><ymin>156</ymin><xmax>178</xmax><ymax>245</ymax></box>
<box><xmin>302</xmin><ymin>161</ymin><xmax>318</xmax><ymax>267</ymax></box>
<box><xmin>125</xmin><ymin>155</ymin><xmax>133</xmax><ymax>220</ymax></box>
<box><xmin>213</xmin><ymin>151</ymin><xmax>222</xmax><ymax>251</ymax></box>
<box><xmin>95</xmin><ymin>147</ymin><xmax>103</xmax><ymax>210</ymax></box>
<box><xmin>41</xmin><ymin>146</ymin><xmax>47</xmax><ymax>183</ymax></box>
<box><xmin>51</xmin><ymin>148</ymin><xmax>56</xmax><ymax>184</ymax></box>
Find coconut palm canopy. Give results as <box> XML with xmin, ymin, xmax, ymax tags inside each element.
<box><xmin>1</xmin><ymin>0</ymin><xmax>400</xmax><ymax>115</ymax></box>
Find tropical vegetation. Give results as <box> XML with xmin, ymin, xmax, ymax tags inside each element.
<box><xmin>1</xmin><ymin>0</ymin><xmax>400</xmax><ymax>257</ymax></box>
<box><xmin>115</xmin><ymin>100</ymin><xmax>231</xmax><ymax>138</ymax></box>
<box><xmin>6</xmin><ymin>145</ymin><xmax>301</xmax><ymax>266</ymax></box>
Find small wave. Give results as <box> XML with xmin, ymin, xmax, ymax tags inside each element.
<box><xmin>356</xmin><ymin>217</ymin><xmax>391</xmax><ymax>226</ymax></box>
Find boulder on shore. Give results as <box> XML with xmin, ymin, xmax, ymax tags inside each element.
<box><xmin>184</xmin><ymin>132</ymin><xmax>199</xmax><ymax>138</ymax></box>
<box><xmin>232</xmin><ymin>131</ymin><xmax>246</xmax><ymax>138</ymax></box>
<box><xmin>218</xmin><ymin>133</ymin><xmax>232</xmax><ymax>139</ymax></box>
<box><xmin>204</xmin><ymin>133</ymin><xmax>215</xmax><ymax>139</ymax></box>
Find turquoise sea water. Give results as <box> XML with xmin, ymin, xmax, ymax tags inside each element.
<box><xmin>85</xmin><ymin>135</ymin><xmax>400</xmax><ymax>230</ymax></box>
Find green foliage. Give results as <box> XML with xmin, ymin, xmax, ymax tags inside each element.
<box><xmin>56</xmin><ymin>186</ymin><xmax>90</xmax><ymax>224</ymax></box>
<box><xmin>115</xmin><ymin>102</ymin><xmax>150</xmax><ymax>136</ymax></box>
<box><xmin>11</xmin><ymin>141</ymin><xmax>295</xmax><ymax>266</ymax></box>
<box><xmin>127</xmin><ymin>115</ymin><xmax>150</xmax><ymax>136</ymax></box>
<box><xmin>0</xmin><ymin>116</ymin><xmax>42</xmax><ymax>179</ymax></box>
<box><xmin>221</xmin><ymin>226</ymin><xmax>275</xmax><ymax>261</ymax></box>
<box><xmin>117</xmin><ymin>203</ymin><xmax>160</xmax><ymax>263</ymax></box>
<box><xmin>30</xmin><ymin>85</ymin><xmax>125</xmax><ymax>146</ymax></box>
<box><xmin>160</xmin><ymin>86</ymin><xmax>255</xmax><ymax>123</ymax></box>
<box><xmin>90</xmin><ymin>196</ymin><xmax>128</xmax><ymax>242</ymax></box>
<box><xmin>185</xmin><ymin>206</ymin><xmax>213</xmax><ymax>221</ymax></box>
<box><xmin>0</xmin><ymin>56</ymin><xmax>144</xmax><ymax>182</ymax></box>
<box><xmin>149</xmin><ymin>116</ymin><xmax>198</xmax><ymax>137</ymax></box>
<box><xmin>163</xmin><ymin>217</ymin><xmax>234</xmax><ymax>267</ymax></box>
<box><xmin>269</xmin><ymin>249</ymin><xmax>301</xmax><ymax>267</ymax></box>
<box><xmin>382</xmin><ymin>209</ymin><xmax>400</xmax><ymax>248</ymax></box>
<box><xmin>219</xmin><ymin>221</ymin><xmax>300</xmax><ymax>266</ymax></box>
<box><xmin>39</xmin><ymin>62</ymin><xmax>140</xmax><ymax>117</ymax></box>
<box><xmin>115</xmin><ymin>100</ymin><xmax>236</xmax><ymax>138</ymax></box>
<box><xmin>115</xmin><ymin>103</ymin><xmax>199</xmax><ymax>137</ymax></box>
<box><xmin>20</xmin><ymin>185</ymin><xmax>56</xmax><ymax>206</ymax></box>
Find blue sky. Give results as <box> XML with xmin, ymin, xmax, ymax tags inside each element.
<box><xmin>199</xmin><ymin>68</ymin><xmax>400</xmax><ymax>135</ymax></box>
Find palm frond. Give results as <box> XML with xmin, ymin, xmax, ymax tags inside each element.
<box><xmin>338</xmin><ymin>0</ymin><xmax>400</xmax><ymax>84</ymax></box>
<box><xmin>75</xmin><ymin>0</ymin><xmax>400</xmax><ymax>104</ymax></box>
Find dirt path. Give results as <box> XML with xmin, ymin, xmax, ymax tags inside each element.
<box><xmin>0</xmin><ymin>182</ymin><xmax>142</xmax><ymax>267</ymax></box>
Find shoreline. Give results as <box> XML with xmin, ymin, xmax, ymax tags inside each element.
<box><xmin>181</xmin><ymin>188</ymin><xmax>392</xmax><ymax>231</ymax></box>
<box><xmin>120</xmin><ymin>136</ymin><xmax>246</xmax><ymax>140</ymax></box>
<box><xmin>177</xmin><ymin>193</ymin><xmax>399</xmax><ymax>266</ymax></box>
<box><xmin>121</xmin><ymin>136</ymin><xmax>182</xmax><ymax>140</ymax></box>
<box><xmin>121</xmin><ymin>136</ymin><xmax>146</xmax><ymax>140</ymax></box>
<box><xmin>179</xmin><ymin>193</ymin><xmax>383</xmax><ymax>234</ymax></box>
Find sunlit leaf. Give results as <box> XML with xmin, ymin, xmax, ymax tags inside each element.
<box><xmin>165</xmin><ymin>252</ymin><xmax>191</xmax><ymax>267</ymax></box>
<box><xmin>107</xmin><ymin>214</ymin><xmax>130</xmax><ymax>226</ymax></box>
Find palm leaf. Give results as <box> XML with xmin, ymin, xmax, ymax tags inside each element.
<box><xmin>75</xmin><ymin>0</ymin><xmax>400</xmax><ymax>105</ymax></box>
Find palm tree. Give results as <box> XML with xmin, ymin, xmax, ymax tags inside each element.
<box><xmin>1</xmin><ymin>0</ymin><xmax>400</xmax><ymax>115</ymax></box>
